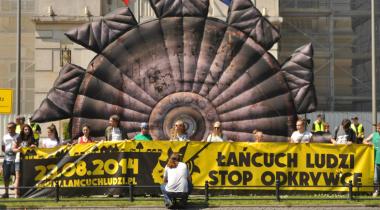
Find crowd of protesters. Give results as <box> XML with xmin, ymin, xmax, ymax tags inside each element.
<box><xmin>1</xmin><ymin>114</ymin><xmax>380</xmax><ymax>201</ymax></box>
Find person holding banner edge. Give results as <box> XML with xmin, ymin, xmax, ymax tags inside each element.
<box><xmin>13</xmin><ymin>124</ymin><xmax>37</xmax><ymax>198</ymax></box>
<box><xmin>364</xmin><ymin>123</ymin><xmax>380</xmax><ymax>197</ymax></box>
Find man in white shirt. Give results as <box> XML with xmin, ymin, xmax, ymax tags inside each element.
<box><xmin>290</xmin><ymin>119</ymin><xmax>313</xmax><ymax>143</ymax></box>
<box><xmin>161</xmin><ymin>153</ymin><xmax>192</xmax><ymax>208</ymax></box>
<box><xmin>1</xmin><ymin>122</ymin><xmax>19</xmax><ymax>198</ymax></box>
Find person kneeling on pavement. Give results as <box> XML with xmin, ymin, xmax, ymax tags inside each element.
<box><xmin>161</xmin><ymin>153</ymin><xmax>192</xmax><ymax>208</ymax></box>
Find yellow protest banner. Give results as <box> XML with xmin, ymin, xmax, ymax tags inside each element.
<box><xmin>21</xmin><ymin>141</ymin><xmax>374</xmax><ymax>197</ymax></box>
<box><xmin>0</xmin><ymin>89</ymin><xmax>13</xmax><ymax>114</ymax></box>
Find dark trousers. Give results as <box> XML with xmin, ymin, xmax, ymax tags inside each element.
<box><xmin>160</xmin><ymin>183</ymin><xmax>193</xmax><ymax>207</ymax></box>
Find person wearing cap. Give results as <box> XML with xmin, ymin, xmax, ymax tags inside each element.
<box><xmin>204</xmin><ymin>121</ymin><xmax>227</xmax><ymax>142</ymax></box>
<box><xmin>133</xmin><ymin>123</ymin><xmax>153</xmax><ymax>141</ymax></box>
<box><xmin>15</xmin><ymin>116</ymin><xmax>25</xmax><ymax>134</ymax></box>
<box><xmin>364</xmin><ymin>123</ymin><xmax>380</xmax><ymax>197</ymax></box>
<box><xmin>312</xmin><ymin>114</ymin><xmax>324</xmax><ymax>133</ymax></box>
<box><xmin>351</xmin><ymin>116</ymin><xmax>364</xmax><ymax>144</ymax></box>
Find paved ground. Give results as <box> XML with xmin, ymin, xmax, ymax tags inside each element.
<box><xmin>0</xmin><ymin>206</ymin><xmax>379</xmax><ymax>210</ymax></box>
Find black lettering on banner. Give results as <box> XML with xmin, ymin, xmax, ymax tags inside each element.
<box><xmin>239</xmin><ymin>152</ymin><xmax>250</xmax><ymax>167</ymax></box>
<box><xmin>287</xmin><ymin>153</ymin><xmax>297</xmax><ymax>168</ymax></box>
<box><xmin>323</xmin><ymin>172</ymin><xmax>340</xmax><ymax>186</ymax></box>
<box><xmin>227</xmin><ymin>153</ymin><xmax>238</xmax><ymax>166</ymax></box>
<box><xmin>252</xmin><ymin>153</ymin><xmax>263</xmax><ymax>167</ymax></box>
<box><xmin>261</xmin><ymin>171</ymin><xmax>275</xmax><ymax>186</ymax></box>
<box><xmin>288</xmin><ymin>171</ymin><xmax>298</xmax><ymax>186</ymax></box>
<box><xmin>208</xmin><ymin>170</ymin><xmax>253</xmax><ymax>185</ymax></box>
<box><xmin>229</xmin><ymin>171</ymin><xmax>242</xmax><ymax>185</ymax></box>
<box><xmin>340</xmin><ymin>172</ymin><xmax>352</xmax><ymax>185</ymax></box>
<box><xmin>306</xmin><ymin>153</ymin><xmax>313</xmax><ymax>168</ymax></box>
<box><xmin>299</xmin><ymin>172</ymin><xmax>310</xmax><ymax>186</ymax></box>
<box><xmin>310</xmin><ymin>172</ymin><xmax>321</xmax><ymax>186</ymax></box>
<box><xmin>326</xmin><ymin>154</ymin><xmax>338</xmax><ymax>168</ymax></box>
<box><xmin>243</xmin><ymin>171</ymin><xmax>253</xmax><ymax>185</ymax></box>
<box><xmin>263</xmin><ymin>153</ymin><xmax>274</xmax><ymax>167</ymax></box>
<box><xmin>209</xmin><ymin>171</ymin><xmax>218</xmax><ymax>185</ymax></box>
<box><xmin>354</xmin><ymin>173</ymin><xmax>362</xmax><ymax>186</ymax></box>
<box><xmin>276</xmin><ymin>171</ymin><xmax>287</xmax><ymax>185</ymax></box>
<box><xmin>339</xmin><ymin>154</ymin><xmax>349</xmax><ymax>169</ymax></box>
<box><xmin>218</xmin><ymin>170</ymin><xmax>228</xmax><ymax>185</ymax></box>
<box><xmin>274</xmin><ymin>153</ymin><xmax>286</xmax><ymax>168</ymax></box>
<box><xmin>350</xmin><ymin>154</ymin><xmax>355</xmax><ymax>169</ymax></box>
<box><xmin>217</xmin><ymin>152</ymin><xmax>226</xmax><ymax>166</ymax></box>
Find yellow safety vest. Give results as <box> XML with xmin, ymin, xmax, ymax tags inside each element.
<box><xmin>31</xmin><ymin>123</ymin><xmax>40</xmax><ymax>140</ymax></box>
<box><xmin>351</xmin><ymin>123</ymin><xmax>364</xmax><ymax>138</ymax></box>
<box><xmin>313</xmin><ymin>121</ymin><xmax>324</xmax><ymax>132</ymax></box>
<box><xmin>15</xmin><ymin>124</ymin><xmax>21</xmax><ymax>134</ymax></box>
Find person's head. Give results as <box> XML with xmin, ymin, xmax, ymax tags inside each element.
<box><xmin>253</xmin><ymin>129</ymin><xmax>264</xmax><ymax>142</ymax></box>
<box><xmin>351</xmin><ymin>116</ymin><xmax>359</xmax><ymax>125</ymax></box>
<box><xmin>174</xmin><ymin>120</ymin><xmax>186</xmax><ymax>134</ymax></box>
<box><xmin>212</xmin><ymin>121</ymin><xmax>222</xmax><ymax>135</ymax></box>
<box><xmin>140</xmin><ymin>122</ymin><xmax>149</xmax><ymax>135</ymax></box>
<box><xmin>296</xmin><ymin>119</ymin><xmax>306</xmax><ymax>132</ymax></box>
<box><xmin>21</xmin><ymin>124</ymin><xmax>32</xmax><ymax>136</ymax></box>
<box><xmin>341</xmin><ymin>118</ymin><xmax>351</xmax><ymax>130</ymax></box>
<box><xmin>7</xmin><ymin>122</ymin><xmax>16</xmax><ymax>134</ymax></box>
<box><xmin>16</xmin><ymin>116</ymin><xmax>25</xmax><ymax>125</ymax></box>
<box><xmin>376</xmin><ymin>123</ymin><xmax>380</xmax><ymax>133</ymax></box>
<box><xmin>109</xmin><ymin>115</ymin><xmax>120</xmax><ymax>128</ymax></box>
<box><xmin>47</xmin><ymin>124</ymin><xmax>59</xmax><ymax>141</ymax></box>
<box><xmin>167</xmin><ymin>153</ymin><xmax>181</xmax><ymax>169</ymax></box>
<box><xmin>82</xmin><ymin>125</ymin><xmax>90</xmax><ymax>137</ymax></box>
<box><xmin>316</xmin><ymin>114</ymin><xmax>323</xmax><ymax>123</ymax></box>
<box><xmin>323</xmin><ymin>123</ymin><xmax>330</xmax><ymax>132</ymax></box>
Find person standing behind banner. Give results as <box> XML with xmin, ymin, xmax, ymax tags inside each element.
<box><xmin>290</xmin><ymin>119</ymin><xmax>313</xmax><ymax>143</ymax></box>
<box><xmin>170</xmin><ymin>120</ymin><xmax>189</xmax><ymax>141</ymax></box>
<box><xmin>363</xmin><ymin>123</ymin><xmax>380</xmax><ymax>197</ymax></box>
<box><xmin>351</xmin><ymin>116</ymin><xmax>364</xmax><ymax>144</ymax></box>
<box><xmin>40</xmin><ymin>124</ymin><xmax>60</xmax><ymax>148</ymax></box>
<box><xmin>253</xmin><ymin>130</ymin><xmax>264</xmax><ymax>142</ymax></box>
<box><xmin>133</xmin><ymin>122</ymin><xmax>153</xmax><ymax>141</ymax></box>
<box><xmin>312</xmin><ymin>114</ymin><xmax>324</xmax><ymax>133</ymax></box>
<box><xmin>29</xmin><ymin>117</ymin><xmax>41</xmax><ymax>146</ymax></box>
<box><xmin>331</xmin><ymin>119</ymin><xmax>355</xmax><ymax>145</ymax></box>
<box><xmin>161</xmin><ymin>153</ymin><xmax>192</xmax><ymax>208</ymax></box>
<box><xmin>13</xmin><ymin>124</ymin><xmax>36</xmax><ymax>198</ymax></box>
<box><xmin>105</xmin><ymin>115</ymin><xmax>128</xmax><ymax>141</ymax></box>
<box><xmin>204</xmin><ymin>121</ymin><xmax>227</xmax><ymax>142</ymax></box>
<box><xmin>1</xmin><ymin>122</ymin><xmax>18</xmax><ymax>198</ymax></box>
<box><xmin>15</xmin><ymin>116</ymin><xmax>25</xmax><ymax>134</ymax></box>
<box><xmin>77</xmin><ymin>125</ymin><xmax>94</xmax><ymax>144</ymax></box>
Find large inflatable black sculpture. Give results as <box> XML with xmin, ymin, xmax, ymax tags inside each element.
<box><xmin>32</xmin><ymin>0</ymin><xmax>317</xmax><ymax>141</ymax></box>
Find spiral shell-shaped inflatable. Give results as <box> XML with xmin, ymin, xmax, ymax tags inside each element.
<box><xmin>32</xmin><ymin>0</ymin><xmax>317</xmax><ymax>142</ymax></box>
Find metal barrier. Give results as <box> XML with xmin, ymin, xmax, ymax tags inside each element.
<box><xmin>0</xmin><ymin>180</ymin><xmax>380</xmax><ymax>203</ymax></box>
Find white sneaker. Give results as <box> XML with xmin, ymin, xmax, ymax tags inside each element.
<box><xmin>373</xmin><ymin>190</ymin><xmax>379</xmax><ymax>197</ymax></box>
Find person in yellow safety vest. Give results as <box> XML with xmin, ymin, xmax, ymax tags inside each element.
<box><xmin>351</xmin><ymin>116</ymin><xmax>364</xmax><ymax>144</ymax></box>
<box><xmin>29</xmin><ymin>117</ymin><xmax>41</xmax><ymax>146</ymax></box>
<box><xmin>15</xmin><ymin>116</ymin><xmax>25</xmax><ymax>134</ymax></box>
<box><xmin>312</xmin><ymin>114</ymin><xmax>324</xmax><ymax>133</ymax></box>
